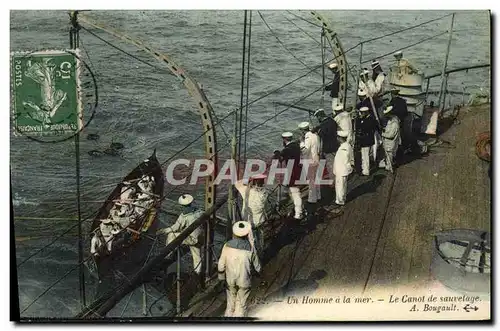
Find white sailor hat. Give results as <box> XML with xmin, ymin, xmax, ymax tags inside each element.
<box><xmin>394</xmin><ymin>51</ymin><xmax>403</xmax><ymax>57</ymax></box>
<box><xmin>360</xmin><ymin>69</ymin><xmax>370</xmax><ymax>76</ymax></box>
<box><xmin>298</xmin><ymin>121</ymin><xmax>310</xmax><ymax>130</ymax></box>
<box><xmin>102</xmin><ymin>217</ymin><xmax>114</xmax><ymax>224</ymax></box>
<box><xmin>178</xmin><ymin>194</ymin><xmax>194</xmax><ymax>205</ymax></box>
<box><xmin>371</xmin><ymin>60</ymin><xmax>380</xmax><ymax>69</ymax></box>
<box><xmin>123</xmin><ymin>181</ymin><xmax>132</xmax><ymax>186</ymax></box>
<box><xmin>281</xmin><ymin>132</ymin><xmax>293</xmax><ymax>138</ymax></box>
<box><xmin>250</xmin><ymin>174</ymin><xmax>267</xmax><ymax>181</ymax></box>
<box><xmin>314</xmin><ymin>108</ymin><xmax>326</xmax><ymax>117</ymax></box>
<box><xmin>232</xmin><ymin>221</ymin><xmax>251</xmax><ymax>237</ymax></box>
<box><xmin>337</xmin><ymin>131</ymin><xmax>348</xmax><ymax>137</ymax></box>
<box><xmin>138</xmin><ymin>193</ymin><xmax>150</xmax><ymax>200</ymax></box>
<box><xmin>328</xmin><ymin>62</ymin><xmax>338</xmax><ymax>69</ymax></box>
<box><xmin>359</xmin><ymin>106</ymin><xmax>370</xmax><ymax>112</ymax></box>
<box><xmin>357</xmin><ymin>89</ymin><xmax>367</xmax><ymax>97</ymax></box>
<box><xmin>384</xmin><ymin>106</ymin><xmax>394</xmax><ymax>114</ymax></box>
<box><xmin>334</xmin><ymin>104</ymin><xmax>344</xmax><ymax>112</ymax></box>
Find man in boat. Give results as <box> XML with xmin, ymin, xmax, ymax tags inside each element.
<box><xmin>312</xmin><ymin>108</ymin><xmax>338</xmax><ymax>181</ymax></box>
<box><xmin>379</xmin><ymin>106</ymin><xmax>402</xmax><ymax>173</ymax></box>
<box><xmin>356</xmin><ymin>106</ymin><xmax>378</xmax><ymax>176</ymax></box>
<box><xmin>299</xmin><ymin>121</ymin><xmax>322</xmax><ymax>205</ymax></box>
<box><xmin>324</xmin><ymin>62</ymin><xmax>340</xmax><ymax>112</ymax></box>
<box><xmin>218</xmin><ymin>221</ymin><xmax>261</xmax><ymax>317</ymax></box>
<box><xmin>234</xmin><ymin>174</ymin><xmax>270</xmax><ymax>254</ymax></box>
<box><xmin>157</xmin><ymin>194</ymin><xmax>204</xmax><ymax>274</ymax></box>
<box><xmin>93</xmin><ymin>217</ymin><xmax>121</xmax><ymax>255</ymax></box>
<box><xmin>138</xmin><ymin>175</ymin><xmax>155</xmax><ymax>194</ymax></box>
<box><xmin>333</xmin><ymin>131</ymin><xmax>354</xmax><ymax>207</ymax></box>
<box><xmin>333</xmin><ymin>104</ymin><xmax>354</xmax><ymax>145</ymax></box>
<box><xmin>393</xmin><ymin>50</ymin><xmax>421</xmax><ymax>77</ymax></box>
<box><xmin>273</xmin><ymin>132</ymin><xmax>303</xmax><ymax>220</ymax></box>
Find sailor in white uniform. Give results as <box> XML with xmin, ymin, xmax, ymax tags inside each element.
<box><xmin>299</xmin><ymin>121</ymin><xmax>322</xmax><ymax>204</ymax></box>
<box><xmin>380</xmin><ymin>106</ymin><xmax>402</xmax><ymax>173</ymax></box>
<box><xmin>157</xmin><ymin>194</ymin><xmax>204</xmax><ymax>274</ymax></box>
<box><xmin>333</xmin><ymin>131</ymin><xmax>354</xmax><ymax>206</ymax></box>
<box><xmin>358</xmin><ymin>69</ymin><xmax>377</xmax><ymax>98</ymax></box>
<box><xmin>333</xmin><ymin>105</ymin><xmax>354</xmax><ymax>145</ymax></box>
<box><xmin>218</xmin><ymin>221</ymin><xmax>261</xmax><ymax>317</ymax></box>
<box><xmin>371</xmin><ymin>60</ymin><xmax>388</xmax><ymax>97</ymax></box>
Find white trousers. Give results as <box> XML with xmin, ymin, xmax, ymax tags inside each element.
<box><xmin>383</xmin><ymin>148</ymin><xmax>397</xmax><ymax>173</ymax></box>
<box><xmin>361</xmin><ymin>146</ymin><xmax>371</xmax><ymax>175</ymax></box>
<box><xmin>373</xmin><ymin>132</ymin><xmax>381</xmax><ymax>162</ymax></box>
<box><xmin>90</xmin><ymin>235</ymin><xmax>101</xmax><ymax>255</ymax></box>
<box><xmin>307</xmin><ymin>164</ymin><xmax>321</xmax><ymax>203</ymax></box>
<box><xmin>324</xmin><ymin>153</ymin><xmax>336</xmax><ymax>179</ymax></box>
<box><xmin>167</xmin><ymin>232</ymin><xmax>202</xmax><ymax>274</ymax></box>
<box><xmin>335</xmin><ymin>175</ymin><xmax>348</xmax><ymax>205</ymax></box>
<box><xmin>225</xmin><ymin>286</ymin><xmax>251</xmax><ymax>317</ymax></box>
<box><xmin>288</xmin><ymin>186</ymin><xmax>303</xmax><ymax>219</ymax></box>
<box><xmin>331</xmin><ymin>98</ymin><xmax>339</xmax><ymax>115</ymax></box>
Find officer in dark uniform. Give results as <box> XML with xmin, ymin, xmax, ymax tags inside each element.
<box><xmin>388</xmin><ymin>88</ymin><xmax>415</xmax><ymax>155</ymax></box>
<box><xmin>325</xmin><ymin>62</ymin><xmax>340</xmax><ymax>112</ymax></box>
<box><xmin>311</xmin><ymin>108</ymin><xmax>338</xmax><ymax>180</ymax></box>
<box><xmin>355</xmin><ymin>106</ymin><xmax>379</xmax><ymax>176</ymax></box>
<box><xmin>273</xmin><ymin>132</ymin><xmax>304</xmax><ymax>220</ymax></box>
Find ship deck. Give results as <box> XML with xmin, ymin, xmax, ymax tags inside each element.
<box><xmin>182</xmin><ymin>103</ymin><xmax>491</xmax><ymax>320</ymax></box>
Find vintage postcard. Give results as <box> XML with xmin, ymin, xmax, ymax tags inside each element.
<box><xmin>10</xmin><ymin>8</ymin><xmax>491</xmax><ymax>322</ymax></box>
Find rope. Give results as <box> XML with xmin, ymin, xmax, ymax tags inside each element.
<box><xmin>243</xmin><ymin>11</ymin><xmax>253</xmax><ymax>164</ymax></box>
<box><xmin>258</xmin><ymin>11</ymin><xmax>317</xmax><ymax>74</ymax></box>
<box><xmin>286</xmin><ymin>10</ymin><xmax>322</xmax><ymax>28</ymax></box>
<box><xmin>81</xmin><ymin>26</ymin><xmax>163</xmax><ymax>72</ymax></box>
<box><xmin>361</xmin><ymin>31</ymin><xmax>448</xmax><ymax>64</ymax></box>
<box><xmin>476</xmin><ymin>131</ymin><xmax>491</xmax><ymax>162</ymax></box>
<box><xmin>284</xmin><ymin>15</ymin><xmax>321</xmax><ymax>46</ymax></box>
<box><xmin>237</xmin><ymin>10</ymin><xmax>248</xmax><ymax>170</ymax></box>
<box><xmin>361</xmin><ymin>13</ymin><xmax>453</xmax><ymax>45</ymax></box>
<box><xmin>320</xmin><ymin>28</ymin><xmax>326</xmax><ymax>107</ymax></box>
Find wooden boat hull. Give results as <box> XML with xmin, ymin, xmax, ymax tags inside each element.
<box><xmin>88</xmin><ymin>150</ymin><xmax>165</xmax><ymax>280</ymax></box>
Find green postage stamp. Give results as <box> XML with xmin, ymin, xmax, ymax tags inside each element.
<box><xmin>11</xmin><ymin>50</ymin><xmax>82</xmax><ymax>136</ymax></box>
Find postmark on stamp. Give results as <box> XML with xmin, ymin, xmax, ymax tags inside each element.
<box><xmin>11</xmin><ymin>50</ymin><xmax>86</xmax><ymax>138</ymax></box>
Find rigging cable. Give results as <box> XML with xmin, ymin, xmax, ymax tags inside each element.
<box><xmin>243</xmin><ymin>11</ymin><xmax>253</xmax><ymax>164</ymax></box>
<box><xmin>81</xmin><ymin>25</ymin><xmax>163</xmax><ymax>72</ymax></box>
<box><xmin>258</xmin><ymin>11</ymin><xmax>318</xmax><ymax>74</ymax></box>
<box><xmin>361</xmin><ymin>31</ymin><xmax>449</xmax><ymax>64</ymax></box>
<box><xmin>237</xmin><ymin>10</ymin><xmax>248</xmax><ymax>170</ymax></box>
<box><xmin>286</xmin><ymin>10</ymin><xmax>322</xmax><ymax>28</ymax></box>
<box><xmin>284</xmin><ymin>15</ymin><xmax>321</xmax><ymax>46</ymax></box>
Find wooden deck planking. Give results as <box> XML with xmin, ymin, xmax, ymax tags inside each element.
<box><xmin>188</xmin><ymin>104</ymin><xmax>490</xmax><ymax>318</ymax></box>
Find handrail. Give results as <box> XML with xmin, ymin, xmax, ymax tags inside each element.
<box><xmin>76</xmin><ymin>195</ymin><xmax>228</xmax><ymax>318</ymax></box>
<box><xmin>425</xmin><ymin>63</ymin><xmax>490</xmax><ymax>80</ymax></box>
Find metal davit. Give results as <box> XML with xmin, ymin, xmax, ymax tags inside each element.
<box><xmin>78</xmin><ymin>13</ymin><xmax>218</xmax><ymax>213</ymax></box>
<box><xmin>310</xmin><ymin>11</ymin><xmax>349</xmax><ymax>110</ymax></box>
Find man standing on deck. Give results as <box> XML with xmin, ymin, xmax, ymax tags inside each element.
<box><xmin>393</xmin><ymin>50</ymin><xmax>421</xmax><ymax>76</ymax></box>
<box><xmin>333</xmin><ymin>131</ymin><xmax>354</xmax><ymax>207</ymax></box>
<box><xmin>273</xmin><ymin>132</ymin><xmax>304</xmax><ymax>220</ymax></box>
<box><xmin>389</xmin><ymin>87</ymin><xmax>416</xmax><ymax>155</ymax></box>
<box><xmin>380</xmin><ymin>106</ymin><xmax>402</xmax><ymax>173</ymax></box>
<box><xmin>324</xmin><ymin>62</ymin><xmax>340</xmax><ymax>112</ymax></box>
<box><xmin>156</xmin><ymin>194</ymin><xmax>203</xmax><ymax>274</ymax></box>
<box><xmin>218</xmin><ymin>221</ymin><xmax>261</xmax><ymax>317</ymax></box>
<box><xmin>234</xmin><ymin>174</ymin><xmax>270</xmax><ymax>253</ymax></box>
<box><xmin>312</xmin><ymin>108</ymin><xmax>338</xmax><ymax>180</ymax></box>
<box><xmin>333</xmin><ymin>104</ymin><xmax>354</xmax><ymax>145</ymax></box>
<box><xmin>299</xmin><ymin>121</ymin><xmax>322</xmax><ymax>205</ymax></box>
<box><xmin>371</xmin><ymin>60</ymin><xmax>389</xmax><ymax>97</ymax></box>
<box><xmin>356</xmin><ymin>106</ymin><xmax>378</xmax><ymax>176</ymax></box>
<box><xmin>359</xmin><ymin>69</ymin><xmax>377</xmax><ymax>99</ymax></box>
